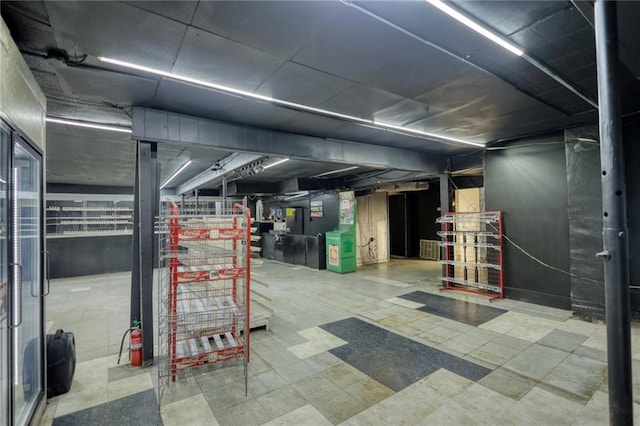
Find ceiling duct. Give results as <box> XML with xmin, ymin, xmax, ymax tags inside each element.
<box><xmin>376</xmin><ymin>181</ymin><xmax>430</xmax><ymax>192</ymax></box>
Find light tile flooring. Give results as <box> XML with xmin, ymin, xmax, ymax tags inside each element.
<box><xmin>41</xmin><ymin>259</ymin><xmax>640</xmax><ymax>425</ymax></box>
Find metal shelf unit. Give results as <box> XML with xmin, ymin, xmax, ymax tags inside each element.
<box><xmin>46</xmin><ymin>195</ymin><xmax>134</xmax><ymax>236</ymax></box>
<box><xmin>436</xmin><ymin>211</ymin><xmax>504</xmax><ymax>300</ymax></box>
<box><xmin>158</xmin><ymin>200</ymin><xmax>251</xmax><ymax>401</ymax></box>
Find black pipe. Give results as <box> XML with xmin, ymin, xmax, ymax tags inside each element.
<box><xmin>594</xmin><ymin>1</ymin><xmax>633</xmax><ymax>424</ymax></box>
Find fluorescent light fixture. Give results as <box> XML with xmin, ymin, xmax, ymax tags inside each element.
<box><xmin>425</xmin><ymin>0</ymin><xmax>524</xmax><ymax>57</ymax></box>
<box><xmin>97</xmin><ymin>56</ymin><xmax>372</xmax><ymax>125</ymax></box>
<box><xmin>160</xmin><ymin>160</ymin><xmax>192</xmax><ymax>189</ymax></box>
<box><xmin>97</xmin><ymin>56</ymin><xmax>484</xmax><ymax>147</ymax></box>
<box><xmin>374</xmin><ymin>121</ymin><xmax>485</xmax><ymax>147</ymax></box>
<box><xmin>263</xmin><ymin>158</ymin><xmax>289</xmax><ymax>169</ymax></box>
<box><xmin>313</xmin><ymin>166</ymin><xmax>359</xmax><ymax>178</ymax></box>
<box><xmin>284</xmin><ymin>191</ymin><xmax>309</xmax><ymax>201</ymax></box>
<box><xmin>46</xmin><ymin>116</ymin><xmax>132</xmax><ymax>133</ymax></box>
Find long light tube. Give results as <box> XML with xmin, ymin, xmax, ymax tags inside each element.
<box><xmin>160</xmin><ymin>160</ymin><xmax>192</xmax><ymax>189</ymax></box>
<box><xmin>284</xmin><ymin>191</ymin><xmax>309</xmax><ymax>201</ymax></box>
<box><xmin>45</xmin><ymin>116</ymin><xmax>132</xmax><ymax>133</ymax></box>
<box><xmin>263</xmin><ymin>158</ymin><xmax>289</xmax><ymax>169</ymax></box>
<box><xmin>98</xmin><ymin>56</ymin><xmax>372</xmax><ymax>125</ymax></box>
<box><xmin>313</xmin><ymin>166</ymin><xmax>359</xmax><ymax>177</ymax></box>
<box><xmin>97</xmin><ymin>56</ymin><xmax>484</xmax><ymax>147</ymax></box>
<box><xmin>425</xmin><ymin>0</ymin><xmax>524</xmax><ymax>57</ymax></box>
<box><xmin>374</xmin><ymin>121</ymin><xmax>485</xmax><ymax>147</ymax></box>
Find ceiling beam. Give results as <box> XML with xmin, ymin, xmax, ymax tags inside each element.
<box><xmin>346</xmin><ymin>170</ymin><xmax>437</xmax><ymax>190</ymax></box>
<box><xmin>227</xmin><ymin>181</ymin><xmax>282</xmax><ymax>196</ymax></box>
<box><xmin>176</xmin><ymin>152</ymin><xmax>262</xmax><ymax>194</ymax></box>
<box><xmin>131</xmin><ymin>107</ymin><xmax>446</xmax><ymax>173</ymax></box>
<box><xmin>278</xmin><ymin>178</ymin><xmax>328</xmax><ymax>194</ymax></box>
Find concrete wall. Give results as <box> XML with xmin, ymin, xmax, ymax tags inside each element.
<box><xmin>356</xmin><ymin>192</ymin><xmax>389</xmax><ymax>265</ymax></box>
<box><xmin>485</xmin><ymin>139</ymin><xmax>572</xmax><ymax>309</ymax></box>
<box><xmin>0</xmin><ymin>17</ymin><xmax>46</xmax><ymax>150</ymax></box>
<box><xmin>564</xmin><ymin>128</ymin><xmax>605</xmax><ymax>321</ymax></box>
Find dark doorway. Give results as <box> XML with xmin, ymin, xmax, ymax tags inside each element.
<box><xmin>389</xmin><ymin>193</ymin><xmax>407</xmax><ymax>257</ymax></box>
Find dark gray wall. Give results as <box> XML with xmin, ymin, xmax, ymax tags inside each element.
<box><xmin>565</xmin><ymin>140</ymin><xmax>605</xmax><ymax>320</ymax></box>
<box><xmin>47</xmin><ymin>183</ymin><xmax>133</xmax><ymax>194</ymax></box>
<box><xmin>263</xmin><ymin>192</ymin><xmax>339</xmax><ymax>236</ymax></box>
<box><xmin>485</xmin><ymin>142</ymin><xmax>572</xmax><ymax>309</ymax></box>
<box><xmin>47</xmin><ymin>184</ymin><xmax>135</xmax><ymax>278</ymax></box>
<box><xmin>48</xmin><ymin>235</ymin><xmax>132</xmax><ymax>278</ymax></box>
<box><xmin>624</xmin><ymin>118</ymin><xmax>640</xmax><ymax>286</ymax></box>
<box><xmin>406</xmin><ymin>188</ymin><xmax>441</xmax><ymax>258</ymax></box>
<box><xmin>389</xmin><ymin>194</ymin><xmax>406</xmax><ymax>257</ymax></box>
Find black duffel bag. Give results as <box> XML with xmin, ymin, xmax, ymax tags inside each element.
<box><xmin>46</xmin><ymin>329</ymin><xmax>76</xmax><ymax>398</ymax></box>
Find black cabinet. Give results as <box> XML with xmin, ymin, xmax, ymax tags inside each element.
<box><xmin>260</xmin><ymin>233</ymin><xmax>325</xmax><ymax>269</ymax></box>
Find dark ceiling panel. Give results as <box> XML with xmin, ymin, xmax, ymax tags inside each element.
<box><xmin>2</xmin><ymin>1</ymin><xmax>50</xmax><ymax>25</ymax></box>
<box><xmin>122</xmin><ymin>1</ymin><xmax>198</xmax><ymax>25</ymax></box>
<box><xmin>158</xmin><ymin>143</ymin><xmax>230</xmax><ymax>185</ymax></box>
<box><xmin>356</xmin><ymin>1</ymin><xmax>489</xmax><ymax>59</ymax></box>
<box><xmin>547</xmin><ymin>46</ymin><xmax>595</xmax><ymax>74</ymax></box>
<box><xmin>415</xmin><ymin>71</ymin><xmax>561</xmax><ymax>124</ymax></box>
<box><xmin>452</xmin><ymin>1</ymin><xmax>570</xmax><ymax>36</ymax></box>
<box><xmin>191</xmin><ymin>1</ymin><xmax>340</xmax><ymax>59</ymax></box>
<box><xmin>151</xmin><ymin>78</ymin><xmax>240</xmax><ymax>122</ymax></box>
<box><xmin>44</xmin><ymin>1</ymin><xmax>187</xmax><ymax>69</ymax></box>
<box><xmin>319</xmin><ymin>84</ymin><xmax>404</xmax><ymax>120</ymax></box>
<box><xmin>412</xmin><ymin>105</ymin><xmax>559</xmax><ymax>142</ymax></box>
<box><xmin>374</xmin><ymin>99</ymin><xmax>431</xmax><ymax>126</ymax></box>
<box><xmin>449</xmin><ymin>1</ymin><xmax>603</xmax><ymax>115</ymax></box>
<box><xmin>618</xmin><ymin>1</ymin><xmax>640</xmax><ymax>79</ymax></box>
<box><xmin>467</xmin><ymin>45</ymin><xmax>585</xmax><ymax>114</ymax></box>
<box><xmin>172</xmin><ymin>27</ymin><xmax>285</xmax><ymax>92</ymax></box>
<box><xmin>54</xmin><ymin>64</ymin><xmax>159</xmax><ymax>104</ymax></box>
<box><xmin>1</xmin><ymin>2</ymin><xmax>55</xmax><ymax>52</ymax></box>
<box><xmin>329</xmin><ymin>123</ymin><xmax>468</xmax><ymax>155</ymax></box>
<box><xmin>46</xmin><ymin>124</ymin><xmax>135</xmax><ymax>186</ymax></box>
<box><xmin>510</xmin><ymin>26</ymin><xmax>552</xmax><ymax>53</ymax></box>
<box><xmin>255</xmin><ymin>62</ymin><xmax>352</xmax><ymax>106</ymax></box>
<box><xmin>361</xmin><ymin>42</ymin><xmax>477</xmax><ymax>99</ymax></box>
<box><xmin>533</xmin><ymin>5</ymin><xmax>588</xmax><ymax>41</ymax></box>
<box><xmin>292</xmin><ymin>4</ymin><xmax>421</xmax><ymax>84</ymax></box>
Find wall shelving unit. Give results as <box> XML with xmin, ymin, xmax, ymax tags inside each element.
<box><xmin>157</xmin><ymin>199</ymin><xmax>251</xmax><ymax>401</ymax></box>
<box><xmin>46</xmin><ymin>194</ymin><xmax>133</xmax><ymax>237</ymax></box>
<box><xmin>437</xmin><ymin>211</ymin><xmax>504</xmax><ymax>300</ymax></box>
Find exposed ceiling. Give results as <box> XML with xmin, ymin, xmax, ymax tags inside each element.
<box><xmin>2</xmin><ymin>1</ymin><xmax>639</xmax><ymax>195</ymax></box>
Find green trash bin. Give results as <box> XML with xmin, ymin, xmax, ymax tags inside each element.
<box><xmin>326</xmin><ymin>227</ymin><xmax>356</xmax><ymax>273</ymax></box>
<box><xmin>326</xmin><ymin>191</ymin><xmax>357</xmax><ymax>273</ymax></box>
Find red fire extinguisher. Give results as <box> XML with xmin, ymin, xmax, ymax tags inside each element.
<box><xmin>130</xmin><ymin>320</ymin><xmax>142</xmax><ymax>367</ymax></box>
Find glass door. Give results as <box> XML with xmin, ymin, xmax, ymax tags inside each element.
<box><xmin>11</xmin><ymin>136</ymin><xmax>44</xmax><ymax>425</ymax></box>
<box><xmin>0</xmin><ymin>122</ymin><xmax>9</xmax><ymax>426</ymax></box>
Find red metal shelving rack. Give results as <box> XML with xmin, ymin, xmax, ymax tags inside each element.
<box><xmin>437</xmin><ymin>211</ymin><xmax>504</xmax><ymax>301</ymax></box>
<box><xmin>158</xmin><ymin>199</ymin><xmax>251</xmax><ymax>401</ymax></box>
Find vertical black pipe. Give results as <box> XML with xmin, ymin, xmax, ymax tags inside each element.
<box><xmin>130</xmin><ymin>143</ymin><xmax>141</xmax><ymax>327</ymax></box>
<box><xmin>222</xmin><ymin>175</ymin><xmax>228</xmax><ymax>202</ymax></box>
<box><xmin>594</xmin><ymin>1</ymin><xmax>633</xmax><ymax>424</ymax></box>
<box><xmin>139</xmin><ymin>142</ymin><xmax>157</xmax><ymax>365</ymax></box>
<box><xmin>439</xmin><ymin>173</ymin><xmax>450</xmax><ymax>283</ymax></box>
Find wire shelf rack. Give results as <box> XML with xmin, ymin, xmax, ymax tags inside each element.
<box><xmin>437</xmin><ymin>211</ymin><xmax>504</xmax><ymax>301</ymax></box>
<box><xmin>157</xmin><ymin>198</ymin><xmax>251</xmax><ymax>403</ymax></box>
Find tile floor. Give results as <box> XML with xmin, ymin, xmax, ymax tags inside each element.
<box><xmin>40</xmin><ymin>259</ymin><xmax>640</xmax><ymax>425</ymax></box>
